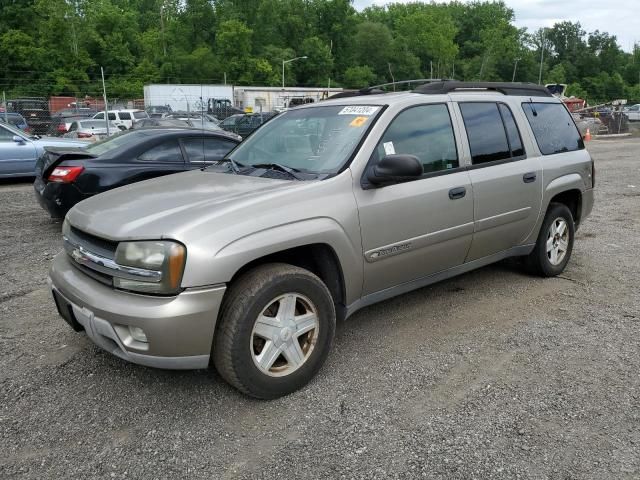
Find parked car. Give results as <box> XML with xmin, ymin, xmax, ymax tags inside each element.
<box><xmin>623</xmin><ymin>103</ymin><xmax>640</xmax><ymax>121</ymax></box>
<box><xmin>231</xmin><ymin>112</ymin><xmax>277</xmax><ymax>137</ymax></box>
<box><xmin>47</xmin><ymin>115</ymin><xmax>95</xmax><ymax>137</ymax></box>
<box><xmin>92</xmin><ymin>110</ymin><xmax>149</xmax><ymax>129</ymax></box>
<box><xmin>49</xmin><ymin>81</ymin><xmax>594</xmax><ymax>399</ymax></box>
<box><xmin>146</xmin><ymin>105</ymin><xmax>172</xmax><ymax>118</ymax></box>
<box><xmin>34</xmin><ymin>128</ymin><xmax>240</xmax><ymax>218</ymax></box>
<box><xmin>133</xmin><ymin>118</ymin><xmax>192</xmax><ymax>129</ymax></box>
<box><xmin>0</xmin><ymin>121</ymin><xmax>88</xmax><ymax>178</ymax></box>
<box><xmin>1</xmin><ymin>113</ymin><xmax>30</xmax><ymax>132</ymax></box>
<box><xmin>218</xmin><ymin>113</ymin><xmax>244</xmax><ymax>132</ymax></box>
<box><xmin>63</xmin><ymin>119</ymin><xmax>124</xmax><ymax>141</ymax></box>
<box><xmin>5</xmin><ymin>98</ymin><xmax>51</xmax><ymax>135</ymax></box>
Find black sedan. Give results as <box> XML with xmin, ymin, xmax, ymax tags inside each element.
<box><xmin>34</xmin><ymin>128</ymin><xmax>240</xmax><ymax>218</ymax></box>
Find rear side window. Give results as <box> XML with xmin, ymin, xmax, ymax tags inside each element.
<box><xmin>498</xmin><ymin>104</ymin><xmax>525</xmax><ymax>157</ymax></box>
<box><xmin>118</xmin><ymin>112</ymin><xmax>131</xmax><ymax>120</ymax></box>
<box><xmin>459</xmin><ymin>103</ymin><xmax>510</xmax><ymax>164</ymax></box>
<box><xmin>133</xmin><ymin>111</ymin><xmax>148</xmax><ymax>119</ymax></box>
<box><xmin>108</xmin><ymin>113</ymin><xmax>116</xmax><ymax>121</ymax></box>
<box><xmin>182</xmin><ymin>137</ymin><xmax>237</xmax><ymax>163</ymax></box>
<box><xmin>521</xmin><ymin>102</ymin><xmax>584</xmax><ymax>155</ymax></box>
<box><xmin>374</xmin><ymin>104</ymin><xmax>459</xmax><ymax>174</ymax></box>
<box><xmin>139</xmin><ymin>140</ymin><xmax>184</xmax><ymax>163</ymax></box>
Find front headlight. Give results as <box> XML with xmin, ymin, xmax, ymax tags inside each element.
<box><xmin>113</xmin><ymin>241</ymin><xmax>186</xmax><ymax>295</ymax></box>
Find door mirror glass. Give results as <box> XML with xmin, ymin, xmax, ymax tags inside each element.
<box><xmin>367</xmin><ymin>154</ymin><xmax>423</xmax><ymax>187</ymax></box>
<box><xmin>12</xmin><ymin>135</ymin><xmax>25</xmax><ymax>143</ymax></box>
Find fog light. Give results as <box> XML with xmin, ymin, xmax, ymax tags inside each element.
<box><xmin>129</xmin><ymin>326</ymin><xmax>148</xmax><ymax>343</ymax></box>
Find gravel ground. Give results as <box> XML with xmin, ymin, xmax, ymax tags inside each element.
<box><xmin>1</xmin><ymin>138</ymin><xmax>639</xmax><ymax>479</ymax></box>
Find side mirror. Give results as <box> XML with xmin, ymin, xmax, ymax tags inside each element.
<box><xmin>366</xmin><ymin>154</ymin><xmax>423</xmax><ymax>187</ymax></box>
<box><xmin>12</xmin><ymin>135</ymin><xmax>25</xmax><ymax>144</ymax></box>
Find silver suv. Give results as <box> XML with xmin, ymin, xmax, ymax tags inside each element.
<box><xmin>49</xmin><ymin>82</ymin><xmax>594</xmax><ymax>398</ymax></box>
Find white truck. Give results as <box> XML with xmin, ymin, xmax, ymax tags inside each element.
<box><xmin>143</xmin><ymin>84</ymin><xmax>242</xmax><ymax>119</ymax></box>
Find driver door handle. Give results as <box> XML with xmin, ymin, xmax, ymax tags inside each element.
<box><xmin>448</xmin><ymin>187</ymin><xmax>466</xmax><ymax>200</ymax></box>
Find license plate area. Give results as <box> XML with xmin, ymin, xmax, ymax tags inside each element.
<box><xmin>52</xmin><ymin>290</ymin><xmax>84</xmax><ymax>332</ymax></box>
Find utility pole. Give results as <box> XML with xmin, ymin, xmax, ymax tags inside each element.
<box><xmin>538</xmin><ymin>29</ymin><xmax>545</xmax><ymax>85</ymax></box>
<box><xmin>100</xmin><ymin>67</ymin><xmax>109</xmax><ymax>136</ymax></box>
<box><xmin>282</xmin><ymin>56</ymin><xmax>307</xmax><ymax>89</ymax></box>
<box><xmin>160</xmin><ymin>2</ymin><xmax>167</xmax><ymax>57</ymax></box>
<box><xmin>2</xmin><ymin>91</ymin><xmax>7</xmax><ymax>123</ymax></box>
<box><xmin>430</xmin><ymin>61</ymin><xmax>433</xmax><ymax>79</ymax></box>
<box><xmin>512</xmin><ymin>58</ymin><xmax>520</xmax><ymax>82</ymax></box>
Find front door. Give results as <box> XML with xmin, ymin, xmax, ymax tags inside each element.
<box><xmin>456</xmin><ymin>101</ymin><xmax>543</xmax><ymax>260</ymax></box>
<box><xmin>0</xmin><ymin>124</ymin><xmax>37</xmax><ymax>176</ymax></box>
<box><xmin>354</xmin><ymin>103</ymin><xmax>474</xmax><ymax>295</ymax></box>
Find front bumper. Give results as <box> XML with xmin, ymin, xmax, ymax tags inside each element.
<box><xmin>49</xmin><ymin>252</ymin><xmax>226</xmax><ymax>369</ymax></box>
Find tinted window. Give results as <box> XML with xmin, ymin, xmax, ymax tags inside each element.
<box><xmin>108</xmin><ymin>113</ymin><xmax>116</xmax><ymax>120</ymax></box>
<box><xmin>499</xmin><ymin>104</ymin><xmax>525</xmax><ymax>157</ymax></box>
<box><xmin>139</xmin><ymin>140</ymin><xmax>184</xmax><ymax>163</ymax></box>
<box><xmin>118</xmin><ymin>112</ymin><xmax>131</xmax><ymax>120</ymax></box>
<box><xmin>460</xmin><ymin>103</ymin><xmax>510</xmax><ymax>164</ymax></box>
<box><xmin>522</xmin><ymin>102</ymin><xmax>584</xmax><ymax>155</ymax></box>
<box><xmin>375</xmin><ymin>104</ymin><xmax>458</xmax><ymax>174</ymax></box>
<box><xmin>0</xmin><ymin>124</ymin><xmax>15</xmax><ymax>140</ymax></box>
<box><xmin>183</xmin><ymin>137</ymin><xmax>237</xmax><ymax>163</ymax></box>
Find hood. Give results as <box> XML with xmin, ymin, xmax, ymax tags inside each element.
<box><xmin>67</xmin><ymin>170</ymin><xmax>301</xmax><ymax>241</ymax></box>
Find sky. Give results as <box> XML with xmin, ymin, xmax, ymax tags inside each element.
<box><xmin>352</xmin><ymin>0</ymin><xmax>639</xmax><ymax>52</ymax></box>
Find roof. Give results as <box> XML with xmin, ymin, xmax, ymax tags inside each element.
<box><xmin>414</xmin><ymin>81</ymin><xmax>552</xmax><ymax>97</ymax></box>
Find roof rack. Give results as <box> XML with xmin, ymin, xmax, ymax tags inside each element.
<box><xmin>329</xmin><ymin>78</ymin><xmax>450</xmax><ymax>99</ymax></box>
<box><xmin>414</xmin><ymin>81</ymin><xmax>552</xmax><ymax>97</ymax></box>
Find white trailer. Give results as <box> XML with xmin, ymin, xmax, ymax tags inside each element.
<box><xmin>233</xmin><ymin>86</ymin><xmax>344</xmax><ymax>113</ymax></box>
<box><xmin>143</xmin><ymin>84</ymin><xmax>235</xmax><ymax>112</ymax></box>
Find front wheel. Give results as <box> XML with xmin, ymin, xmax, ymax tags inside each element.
<box><xmin>213</xmin><ymin>263</ymin><xmax>336</xmax><ymax>399</ymax></box>
<box><xmin>525</xmin><ymin>203</ymin><xmax>575</xmax><ymax>277</ymax></box>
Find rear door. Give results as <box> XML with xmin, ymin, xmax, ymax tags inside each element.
<box><xmin>354</xmin><ymin>103</ymin><xmax>474</xmax><ymax>295</ymax></box>
<box><xmin>456</xmin><ymin>101</ymin><xmax>543</xmax><ymax>260</ymax></box>
<box><xmin>0</xmin><ymin>123</ymin><xmax>37</xmax><ymax>176</ymax></box>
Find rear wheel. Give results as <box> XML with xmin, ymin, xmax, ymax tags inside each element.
<box><xmin>525</xmin><ymin>203</ymin><xmax>575</xmax><ymax>277</ymax></box>
<box><xmin>213</xmin><ymin>263</ymin><xmax>335</xmax><ymax>399</ymax></box>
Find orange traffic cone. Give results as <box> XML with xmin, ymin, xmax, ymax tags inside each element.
<box><xmin>584</xmin><ymin>128</ymin><xmax>592</xmax><ymax>141</ymax></box>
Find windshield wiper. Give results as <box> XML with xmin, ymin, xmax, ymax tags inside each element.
<box><xmin>250</xmin><ymin>163</ymin><xmax>305</xmax><ymax>180</ymax></box>
<box><xmin>203</xmin><ymin>157</ymin><xmax>244</xmax><ymax>173</ymax></box>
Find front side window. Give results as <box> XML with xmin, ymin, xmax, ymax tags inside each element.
<box><xmin>139</xmin><ymin>140</ymin><xmax>184</xmax><ymax>163</ymax></box>
<box><xmin>0</xmin><ymin>123</ymin><xmax>15</xmax><ymax>140</ymax></box>
<box><xmin>522</xmin><ymin>102</ymin><xmax>584</xmax><ymax>155</ymax></box>
<box><xmin>182</xmin><ymin>137</ymin><xmax>237</xmax><ymax>163</ymax></box>
<box><xmin>228</xmin><ymin>105</ymin><xmax>382</xmax><ymax>175</ymax></box>
<box><xmin>373</xmin><ymin>104</ymin><xmax>459</xmax><ymax>174</ymax></box>
<box><xmin>459</xmin><ymin>103</ymin><xmax>510</xmax><ymax>164</ymax></box>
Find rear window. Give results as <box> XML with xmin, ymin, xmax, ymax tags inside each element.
<box><xmin>133</xmin><ymin>111</ymin><xmax>149</xmax><ymax>119</ymax></box>
<box><xmin>85</xmin><ymin>130</ymin><xmax>147</xmax><ymax>156</ymax></box>
<box><xmin>118</xmin><ymin>112</ymin><xmax>131</xmax><ymax>120</ymax></box>
<box><xmin>521</xmin><ymin>102</ymin><xmax>584</xmax><ymax>155</ymax></box>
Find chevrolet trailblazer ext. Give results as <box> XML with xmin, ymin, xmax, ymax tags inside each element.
<box><xmin>49</xmin><ymin>81</ymin><xmax>594</xmax><ymax>399</ymax></box>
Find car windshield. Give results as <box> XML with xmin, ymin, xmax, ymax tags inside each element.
<box><xmin>85</xmin><ymin>130</ymin><xmax>146</xmax><ymax>155</ymax></box>
<box><xmin>227</xmin><ymin>105</ymin><xmax>381</xmax><ymax>175</ymax></box>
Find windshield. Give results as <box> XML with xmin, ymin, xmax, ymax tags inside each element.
<box><xmin>85</xmin><ymin>130</ymin><xmax>146</xmax><ymax>155</ymax></box>
<box><xmin>228</xmin><ymin>105</ymin><xmax>381</xmax><ymax>174</ymax></box>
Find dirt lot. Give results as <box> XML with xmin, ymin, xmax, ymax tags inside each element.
<box><xmin>1</xmin><ymin>138</ymin><xmax>639</xmax><ymax>479</ymax></box>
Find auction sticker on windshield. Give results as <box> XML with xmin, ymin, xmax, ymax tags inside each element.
<box><xmin>338</xmin><ymin>106</ymin><xmax>380</xmax><ymax>116</ymax></box>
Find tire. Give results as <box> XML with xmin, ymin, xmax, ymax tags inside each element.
<box><xmin>525</xmin><ymin>202</ymin><xmax>575</xmax><ymax>277</ymax></box>
<box><xmin>213</xmin><ymin>263</ymin><xmax>336</xmax><ymax>399</ymax></box>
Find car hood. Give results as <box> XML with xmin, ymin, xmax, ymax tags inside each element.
<box><xmin>67</xmin><ymin>170</ymin><xmax>301</xmax><ymax>241</ymax></box>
